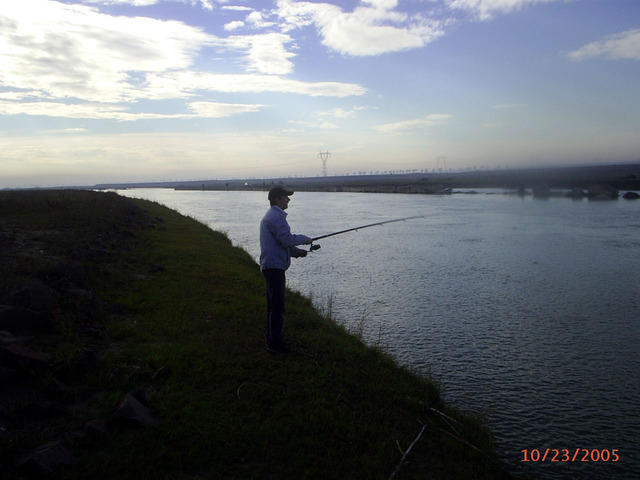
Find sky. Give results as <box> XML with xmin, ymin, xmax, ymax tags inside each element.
<box><xmin>1</xmin><ymin>0</ymin><xmax>639</xmax><ymax>187</ymax></box>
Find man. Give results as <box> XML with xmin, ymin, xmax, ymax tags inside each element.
<box><xmin>259</xmin><ymin>186</ymin><xmax>312</xmax><ymax>353</ymax></box>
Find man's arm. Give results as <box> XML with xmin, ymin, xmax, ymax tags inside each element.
<box><xmin>271</xmin><ymin>214</ymin><xmax>312</xmax><ymax>247</ymax></box>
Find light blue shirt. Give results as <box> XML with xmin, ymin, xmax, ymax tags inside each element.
<box><xmin>260</xmin><ymin>206</ymin><xmax>310</xmax><ymax>271</ymax></box>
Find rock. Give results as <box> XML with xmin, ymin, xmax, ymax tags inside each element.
<box><xmin>0</xmin><ymin>330</ymin><xmax>16</xmax><ymax>345</ymax></box>
<box><xmin>532</xmin><ymin>185</ymin><xmax>551</xmax><ymax>198</ymax></box>
<box><xmin>566</xmin><ymin>187</ymin><xmax>585</xmax><ymax>199</ymax></box>
<box><xmin>112</xmin><ymin>393</ymin><xmax>158</xmax><ymax>427</ymax></box>
<box><xmin>18</xmin><ymin>403</ymin><xmax>64</xmax><ymax>421</ymax></box>
<box><xmin>16</xmin><ymin>440</ymin><xmax>76</xmax><ymax>476</ymax></box>
<box><xmin>48</xmin><ymin>261</ymin><xmax>87</xmax><ymax>287</ymax></box>
<box><xmin>84</xmin><ymin>246</ymin><xmax>110</xmax><ymax>261</ymax></box>
<box><xmin>84</xmin><ymin>419</ymin><xmax>108</xmax><ymax>441</ymax></box>
<box><xmin>0</xmin><ymin>305</ymin><xmax>54</xmax><ymax>333</ymax></box>
<box><xmin>587</xmin><ymin>184</ymin><xmax>618</xmax><ymax>200</ymax></box>
<box><xmin>47</xmin><ymin>377</ymin><xmax>73</xmax><ymax>397</ymax></box>
<box><xmin>129</xmin><ymin>386</ymin><xmax>149</xmax><ymax>406</ymax></box>
<box><xmin>2</xmin><ymin>280</ymin><xmax>56</xmax><ymax>312</ymax></box>
<box><xmin>151</xmin><ymin>366</ymin><xmax>169</xmax><ymax>380</ymax></box>
<box><xmin>104</xmin><ymin>301</ymin><xmax>129</xmax><ymax>314</ymax></box>
<box><xmin>0</xmin><ymin>344</ymin><xmax>51</xmax><ymax>370</ymax></box>
<box><xmin>0</xmin><ymin>331</ymin><xmax>33</xmax><ymax>345</ymax></box>
<box><xmin>623</xmin><ymin>191</ymin><xmax>640</xmax><ymax>200</ymax></box>
<box><xmin>64</xmin><ymin>430</ymin><xmax>90</xmax><ymax>448</ymax></box>
<box><xmin>66</xmin><ymin>288</ymin><xmax>93</xmax><ymax>300</ymax></box>
<box><xmin>75</xmin><ymin>347</ymin><xmax>100</xmax><ymax>368</ymax></box>
<box><xmin>55</xmin><ymin>348</ymin><xmax>101</xmax><ymax>381</ymax></box>
<box><xmin>0</xmin><ymin>365</ymin><xmax>16</xmax><ymax>383</ymax></box>
<box><xmin>75</xmin><ymin>322</ymin><xmax>105</xmax><ymax>338</ymax></box>
<box><xmin>149</xmin><ymin>264</ymin><xmax>165</xmax><ymax>273</ymax></box>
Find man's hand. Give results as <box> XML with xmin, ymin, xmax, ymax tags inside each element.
<box><xmin>304</xmin><ymin>236</ymin><xmax>313</xmax><ymax>245</ymax></box>
<box><xmin>299</xmin><ymin>250</ymin><xmax>307</xmax><ymax>257</ymax></box>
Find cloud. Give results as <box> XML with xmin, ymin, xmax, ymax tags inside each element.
<box><xmin>373</xmin><ymin>114</ymin><xmax>452</xmax><ymax>132</ymax></box>
<box><xmin>43</xmin><ymin>128</ymin><xmax>89</xmax><ymax>134</ymax></box>
<box><xmin>198</xmin><ymin>0</ymin><xmax>214</xmax><ymax>10</ymax></box>
<box><xmin>0</xmin><ymin>0</ymin><xmax>365</xmax><ymax>123</ymax></box>
<box><xmin>246</xmin><ymin>11</ymin><xmax>276</xmax><ymax>29</ymax></box>
<box><xmin>143</xmin><ymin>72</ymin><xmax>366</xmax><ymax>98</ymax></box>
<box><xmin>0</xmin><ymin>130</ymin><xmax>349</xmax><ymax>185</ymax></box>
<box><xmin>568</xmin><ymin>29</ymin><xmax>640</xmax><ymax>61</ymax></box>
<box><xmin>224</xmin><ymin>20</ymin><xmax>245</xmax><ymax>31</ymax></box>
<box><xmin>275</xmin><ymin>0</ymin><xmax>444</xmax><ymax>56</ymax></box>
<box><xmin>246</xmin><ymin>34</ymin><xmax>295</xmax><ymax>74</ymax></box>
<box><xmin>318</xmin><ymin>107</ymin><xmax>373</xmax><ymax>119</ymax></box>
<box><xmin>221</xmin><ymin>33</ymin><xmax>297</xmax><ymax>75</ymax></box>
<box><xmin>0</xmin><ymin>90</ymin><xmax>49</xmax><ymax>100</ymax></box>
<box><xmin>492</xmin><ymin>103</ymin><xmax>526</xmax><ymax>109</ymax></box>
<box><xmin>222</xmin><ymin>6</ymin><xmax>253</xmax><ymax>12</ymax></box>
<box><xmin>221</xmin><ymin>9</ymin><xmax>278</xmax><ymax>32</ymax></box>
<box><xmin>319</xmin><ymin>108</ymin><xmax>357</xmax><ymax>119</ymax></box>
<box><xmin>188</xmin><ymin>101</ymin><xmax>264</xmax><ymax>117</ymax></box>
<box><xmin>82</xmin><ymin>0</ymin><xmax>160</xmax><ymax>5</ymax></box>
<box><xmin>0</xmin><ymin>0</ymin><xmax>213</xmax><ymax>103</ymax></box>
<box><xmin>446</xmin><ymin>0</ymin><xmax>562</xmax><ymax>21</ymax></box>
<box><xmin>289</xmin><ymin>120</ymin><xmax>339</xmax><ymax>129</ymax></box>
<box><xmin>0</xmin><ymin>100</ymin><xmax>264</xmax><ymax>121</ymax></box>
<box><xmin>0</xmin><ymin>101</ymin><xmax>172</xmax><ymax>121</ymax></box>
<box><xmin>82</xmin><ymin>0</ymin><xmax>215</xmax><ymax>7</ymax></box>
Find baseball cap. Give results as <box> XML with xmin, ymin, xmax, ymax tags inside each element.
<box><xmin>268</xmin><ymin>185</ymin><xmax>294</xmax><ymax>202</ymax></box>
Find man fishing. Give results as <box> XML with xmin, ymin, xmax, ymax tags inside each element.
<box><xmin>259</xmin><ymin>186</ymin><xmax>312</xmax><ymax>354</ymax></box>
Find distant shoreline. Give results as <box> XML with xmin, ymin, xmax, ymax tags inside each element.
<box><xmin>91</xmin><ymin>162</ymin><xmax>640</xmax><ymax>194</ymax></box>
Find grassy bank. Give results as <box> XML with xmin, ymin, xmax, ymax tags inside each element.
<box><xmin>0</xmin><ymin>190</ymin><xmax>515</xmax><ymax>479</ymax></box>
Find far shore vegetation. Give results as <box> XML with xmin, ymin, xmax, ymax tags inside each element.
<box><xmin>90</xmin><ymin>161</ymin><xmax>640</xmax><ymax>196</ymax></box>
<box><xmin>0</xmin><ymin>190</ymin><xmax>518</xmax><ymax>479</ymax></box>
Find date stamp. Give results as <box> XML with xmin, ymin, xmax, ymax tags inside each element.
<box><xmin>521</xmin><ymin>449</ymin><xmax>620</xmax><ymax>463</ymax></box>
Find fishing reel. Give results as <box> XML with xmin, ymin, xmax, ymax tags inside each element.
<box><xmin>308</xmin><ymin>243</ymin><xmax>321</xmax><ymax>252</ymax></box>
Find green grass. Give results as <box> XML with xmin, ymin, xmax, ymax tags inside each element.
<box><xmin>0</xmin><ymin>190</ymin><xmax>515</xmax><ymax>479</ymax></box>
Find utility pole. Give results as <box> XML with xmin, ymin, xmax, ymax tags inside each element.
<box><xmin>318</xmin><ymin>150</ymin><xmax>330</xmax><ymax>177</ymax></box>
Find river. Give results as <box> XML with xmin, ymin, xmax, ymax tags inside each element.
<box><xmin>116</xmin><ymin>188</ymin><xmax>639</xmax><ymax>480</ymax></box>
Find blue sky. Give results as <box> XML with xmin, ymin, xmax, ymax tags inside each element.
<box><xmin>1</xmin><ymin>0</ymin><xmax>639</xmax><ymax>187</ymax></box>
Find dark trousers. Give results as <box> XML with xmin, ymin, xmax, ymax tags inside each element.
<box><xmin>263</xmin><ymin>269</ymin><xmax>286</xmax><ymax>348</ymax></box>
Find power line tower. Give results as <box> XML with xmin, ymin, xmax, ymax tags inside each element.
<box><xmin>318</xmin><ymin>150</ymin><xmax>330</xmax><ymax>177</ymax></box>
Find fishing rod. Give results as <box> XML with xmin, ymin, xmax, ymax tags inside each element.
<box><xmin>307</xmin><ymin>215</ymin><xmax>425</xmax><ymax>251</ymax></box>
